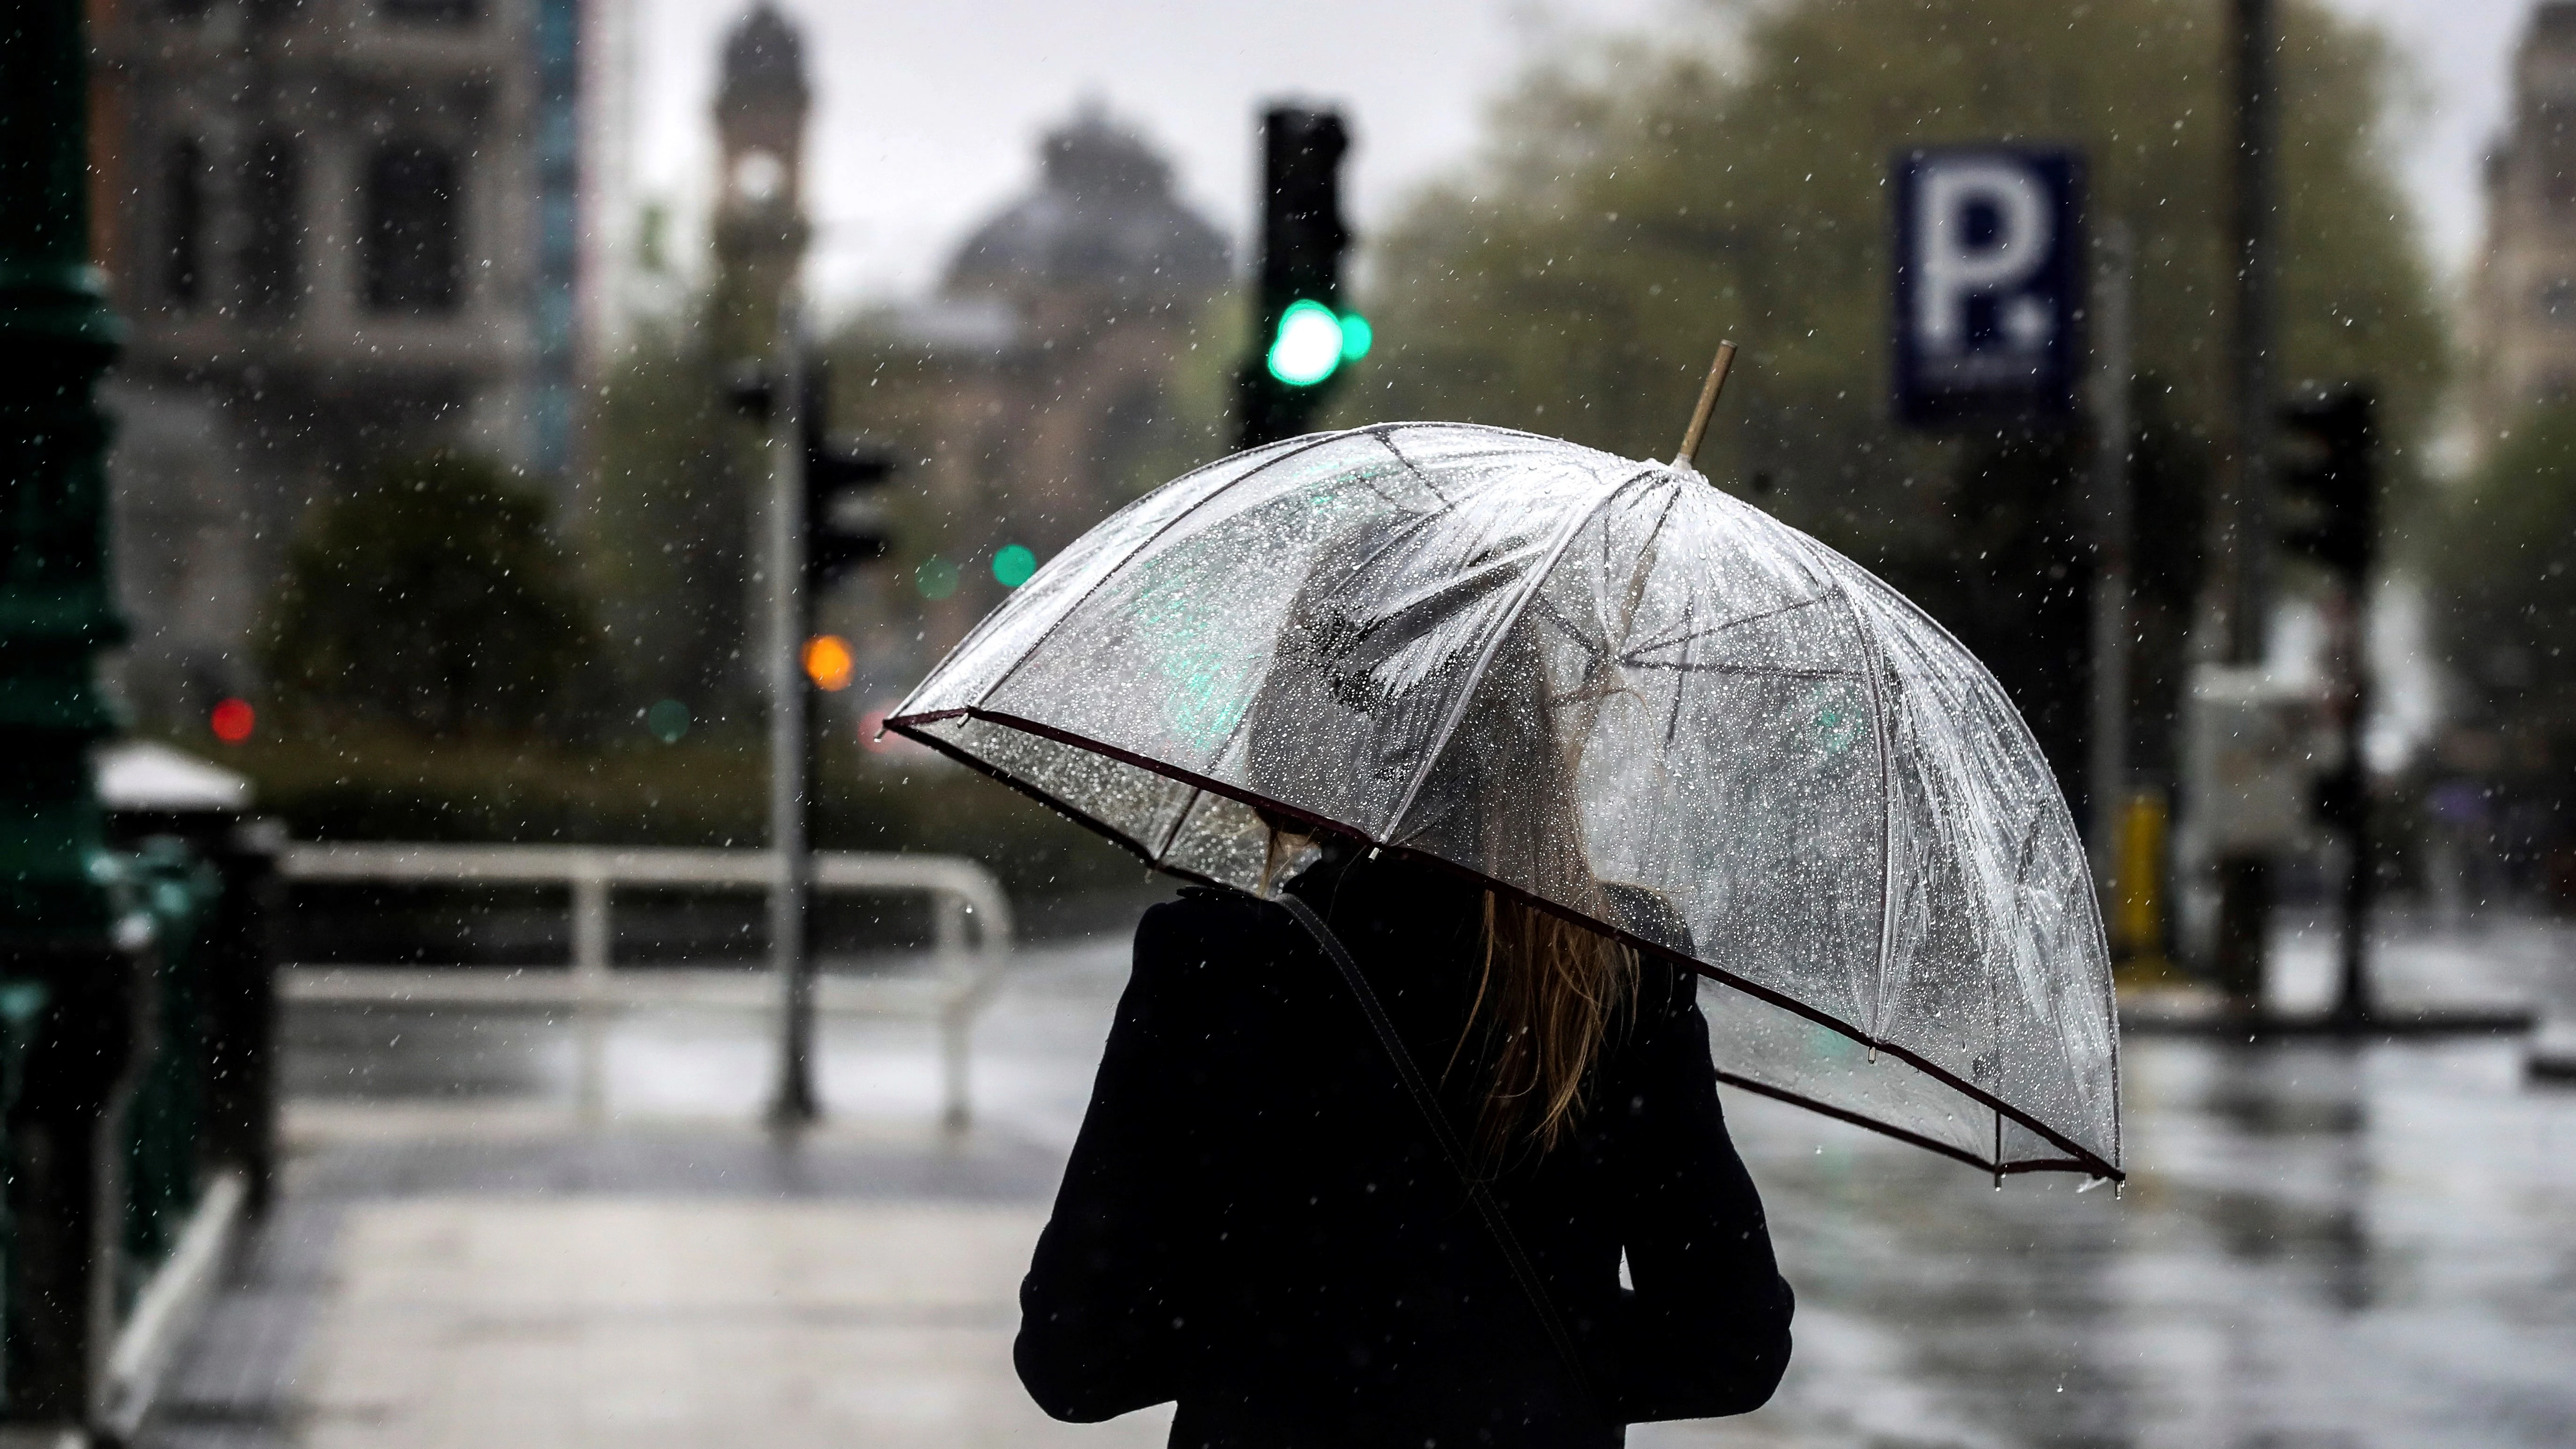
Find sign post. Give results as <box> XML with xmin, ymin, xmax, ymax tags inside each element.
<box><xmin>2089</xmin><ymin>222</ymin><xmax>2135</xmax><ymax>906</ymax></box>
<box><xmin>765</xmin><ymin>298</ymin><xmax>817</xmax><ymax>1128</ymax></box>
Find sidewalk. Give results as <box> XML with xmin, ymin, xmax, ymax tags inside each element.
<box><xmin>141</xmin><ymin>917</ymin><xmax>2576</xmax><ymax>1449</ymax></box>
<box><xmin>146</xmin><ymin>1122</ymin><xmax>1158</xmax><ymax>1449</ymax></box>
<box><xmin>141</xmin><ymin>935</ymin><xmax>1152</xmax><ymax>1449</ymax></box>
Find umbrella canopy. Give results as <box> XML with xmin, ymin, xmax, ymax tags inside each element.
<box><xmin>889</xmin><ymin>423</ymin><xmax>2121</xmax><ymax>1181</ymax></box>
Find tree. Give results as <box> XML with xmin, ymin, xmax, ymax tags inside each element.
<box><xmin>262</xmin><ymin>453</ymin><xmax>603</xmax><ymax>736</ymax></box>
<box><xmin>585</xmin><ymin>315</ymin><xmax>753</xmax><ymax>712</ymax></box>
<box><xmin>1358</xmin><ymin>0</ymin><xmax>2443</xmax><ymax>572</ymax></box>
<box><xmin>1351</xmin><ymin>0</ymin><xmax>2443</xmax><ymax>808</ymax></box>
<box><xmin>2429</xmin><ymin>405</ymin><xmax>2576</xmax><ymax>760</ymax></box>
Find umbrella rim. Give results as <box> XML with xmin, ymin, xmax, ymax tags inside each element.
<box><xmin>887</xmin><ymin>701</ymin><xmax>2123</xmax><ymax>1182</ymax></box>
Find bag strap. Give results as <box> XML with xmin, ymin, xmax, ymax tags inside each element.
<box><xmin>1275</xmin><ymin>891</ymin><xmax>1601</xmax><ymax>1412</ymax></box>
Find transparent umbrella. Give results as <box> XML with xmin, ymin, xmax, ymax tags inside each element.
<box><xmin>889</xmin><ymin>417</ymin><xmax>2121</xmax><ymax>1182</ymax></box>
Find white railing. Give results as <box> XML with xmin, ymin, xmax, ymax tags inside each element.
<box><xmin>276</xmin><ymin>843</ymin><xmax>1013</xmax><ymax>1125</ymax></box>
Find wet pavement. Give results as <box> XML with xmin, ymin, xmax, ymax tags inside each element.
<box><xmin>148</xmin><ymin>909</ymin><xmax>2576</xmax><ymax>1448</ymax></box>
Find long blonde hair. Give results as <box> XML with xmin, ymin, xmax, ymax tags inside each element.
<box><xmin>1464</xmin><ymin>887</ymin><xmax>1636</xmax><ymax>1163</ymax></box>
<box><xmin>1267</xmin><ymin>820</ymin><xmax>1636</xmax><ymax>1166</ymax></box>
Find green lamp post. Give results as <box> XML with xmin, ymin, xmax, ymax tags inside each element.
<box><xmin>1</xmin><ymin>0</ymin><xmax>147</xmax><ymax>1428</ymax></box>
<box><xmin>2</xmin><ymin>0</ymin><xmax>123</xmax><ymax>921</ymax></box>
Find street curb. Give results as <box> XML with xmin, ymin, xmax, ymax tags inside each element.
<box><xmin>2120</xmin><ymin>1006</ymin><xmax>2539</xmax><ymax>1039</ymax></box>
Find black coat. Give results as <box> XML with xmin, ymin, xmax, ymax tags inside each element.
<box><xmin>1016</xmin><ymin>854</ymin><xmax>1794</xmax><ymax>1448</ymax></box>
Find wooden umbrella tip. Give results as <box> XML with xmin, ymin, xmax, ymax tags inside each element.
<box><xmin>1674</xmin><ymin>341</ymin><xmax>1739</xmax><ymax>474</ymax></box>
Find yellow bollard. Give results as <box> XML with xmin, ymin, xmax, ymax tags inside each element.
<box><xmin>2111</xmin><ymin>791</ymin><xmax>2180</xmax><ymax>985</ymax></box>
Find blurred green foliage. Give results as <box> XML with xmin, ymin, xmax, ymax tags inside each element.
<box><xmin>1346</xmin><ymin>0</ymin><xmax>2443</xmax><ymax>810</ymax></box>
<box><xmin>1356</xmin><ymin>0</ymin><xmax>2445</xmax><ymax>566</ymax></box>
<box><xmin>261</xmin><ymin>454</ymin><xmax>603</xmax><ymax>737</ymax></box>
<box><xmin>586</xmin><ymin>315</ymin><xmax>757</xmax><ymax>713</ymax></box>
<box><xmin>2429</xmin><ymin>404</ymin><xmax>2576</xmax><ymax>771</ymax></box>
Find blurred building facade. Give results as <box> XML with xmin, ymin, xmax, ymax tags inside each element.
<box><xmin>88</xmin><ymin>0</ymin><xmax>578</xmax><ymax>724</ymax></box>
<box><xmin>2472</xmin><ymin>0</ymin><xmax>2576</xmax><ymax>447</ymax></box>
<box><xmin>901</xmin><ymin>103</ymin><xmax>1232</xmax><ymax>657</ymax></box>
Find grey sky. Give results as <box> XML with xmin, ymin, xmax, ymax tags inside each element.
<box><xmin>625</xmin><ymin>0</ymin><xmax>2535</xmax><ymax>313</ymax></box>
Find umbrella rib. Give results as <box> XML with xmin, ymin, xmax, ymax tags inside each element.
<box><xmin>1625</xmin><ymin>591</ymin><xmax>1836</xmax><ymax>658</ymax></box>
<box><xmin>1378</xmin><ymin>464</ymin><xmax>1665</xmax><ymax>845</ymax></box>
<box><xmin>1370</xmin><ymin>425</ymin><xmax>1450</xmax><ymax>508</ymax></box>
<box><xmin>1525</xmin><ymin>593</ymin><xmax>1595</xmax><ymax>653</ymax></box>
<box><xmin>967</xmin><ymin>429</ymin><xmax>1357</xmax><ymax>712</ymax></box>
<box><xmin>1151</xmin><ymin>787</ymin><xmax>1206</xmax><ymax>864</ymax></box>
<box><xmin>1828</xmin><ymin>572</ymin><xmax>1900</xmax><ymax>1051</ymax></box>
<box><xmin>1593</xmin><ymin>483</ymin><xmax>1685</xmax><ymax>684</ymax></box>
<box><xmin>1661</xmin><ymin>594</ymin><xmax>1693</xmax><ymax>751</ymax></box>
<box><xmin>1326</xmin><ymin>508</ymin><xmax>1461</xmax><ymax>621</ymax></box>
<box><xmin>1984</xmin><ymin>813</ymin><xmax>2052</xmax><ymax>1170</ymax></box>
<box><xmin>1618</xmin><ymin>661</ymin><xmax>1862</xmax><ymax>681</ymax></box>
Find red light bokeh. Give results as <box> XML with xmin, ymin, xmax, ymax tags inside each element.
<box><xmin>210</xmin><ymin>698</ymin><xmax>255</xmax><ymax>744</ymax></box>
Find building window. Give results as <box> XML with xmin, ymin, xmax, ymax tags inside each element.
<box><xmin>363</xmin><ymin>143</ymin><xmax>462</xmax><ymax>314</ymax></box>
<box><xmin>162</xmin><ymin>140</ymin><xmax>204</xmax><ymax>307</ymax></box>
<box><xmin>241</xmin><ymin>135</ymin><xmax>301</xmax><ymax>318</ymax></box>
<box><xmin>383</xmin><ymin>0</ymin><xmax>477</xmax><ymax>22</ymax></box>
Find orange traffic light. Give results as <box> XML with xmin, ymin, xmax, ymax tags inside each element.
<box><xmin>802</xmin><ymin>634</ymin><xmax>854</xmax><ymax>691</ymax></box>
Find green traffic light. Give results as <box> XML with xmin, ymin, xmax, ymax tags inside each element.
<box><xmin>1267</xmin><ymin>299</ymin><xmax>1346</xmax><ymax>386</ymax></box>
<box><xmin>914</xmin><ymin>556</ymin><xmax>960</xmax><ymax>601</ymax></box>
<box><xmin>992</xmin><ymin>544</ymin><xmax>1036</xmax><ymax>588</ymax></box>
<box><xmin>1339</xmin><ymin>312</ymin><xmax>1372</xmax><ymax>360</ymax></box>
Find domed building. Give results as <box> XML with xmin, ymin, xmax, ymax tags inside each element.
<box><xmin>904</xmin><ymin>102</ymin><xmax>1233</xmax><ymax>656</ymax></box>
<box><xmin>945</xmin><ymin>104</ymin><xmax>1231</xmax><ymax>308</ymax></box>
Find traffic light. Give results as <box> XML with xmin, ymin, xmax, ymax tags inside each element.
<box><xmin>798</xmin><ymin>360</ymin><xmax>900</xmax><ymax>589</ymax></box>
<box><xmin>2276</xmin><ymin>386</ymin><xmax>2376</xmax><ymax>584</ymax></box>
<box><xmin>1239</xmin><ymin>105</ymin><xmax>1359</xmax><ymax>450</ymax></box>
<box><xmin>723</xmin><ymin>355</ymin><xmax>900</xmax><ymax>588</ymax></box>
<box><xmin>2276</xmin><ymin>385</ymin><xmax>2379</xmax><ymax>983</ymax></box>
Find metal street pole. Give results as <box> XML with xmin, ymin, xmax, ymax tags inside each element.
<box><xmin>0</xmin><ymin>3</ymin><xmax>125</xmax><ymax>929</ymax></box>
<box><xmin>2330</xmin><ymin>586</ymin><xmax>2377</xmax><ymax>1027</ymax></box>
<box><xmin>0</xmin><ymin>0</ymin><xmax>150</xmax><ymax>1428</ymax></box>
<box><xmin>2214</xmin><ymin>0</ymin><xmax>2279</xmax><ymax>1010</ymax></box>
<box><xmin>766</xmin><ymin>298</ymin><xmax>818</xmax><ymax>1127</ymax></box>
<box><xmin>2229</xmin><ymin>0</ymin><xmax>2277</xmax><ymax>668</ymax></box>
<box><xmin>2088</xmin><ymin>220</ymin><xmax>2134</xmax><ymax>899</ymax></box>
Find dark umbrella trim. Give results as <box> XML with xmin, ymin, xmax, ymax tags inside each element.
<box><xmin>1707</xmin><ymin>1069</ymin><xmax>2099</xmax><ymax>1178</ymax></box>
<box><xmin>883</xmin><ymin>703</ymin><xmax>2124</xmax><ymax>1182</ymax></box>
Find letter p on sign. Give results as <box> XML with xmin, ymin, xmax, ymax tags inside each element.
<box><xmin>1893</xmin><ymin>146</ymin><xmax>2083</xmax><ymax>429</ymax></box>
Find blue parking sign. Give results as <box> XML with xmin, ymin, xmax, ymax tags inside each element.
<box><xmin>1892</xmin><ymin>146</ymin><xmax>2084</xmax><ymax>428</ymax></box>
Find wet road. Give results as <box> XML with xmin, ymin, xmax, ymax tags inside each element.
<box><xmin>245</xmin><ymin>911</ymin><xmax>2576</xmax><ymax>1449</ymax></box>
